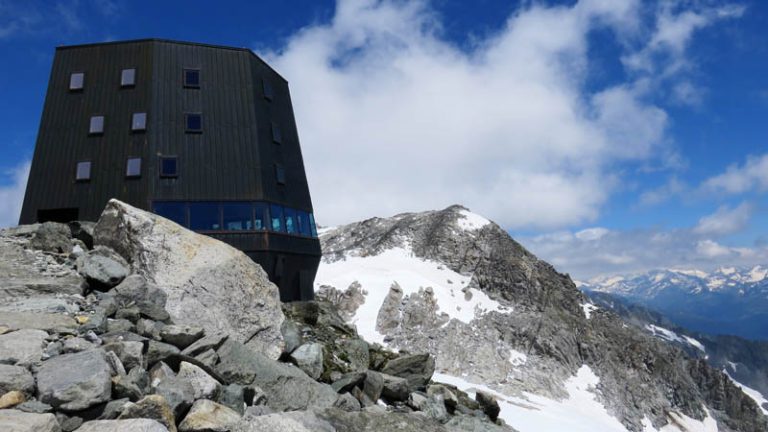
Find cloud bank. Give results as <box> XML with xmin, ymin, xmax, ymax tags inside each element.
<box><xmin>0</xmin><ymin>160</ymin><xmax>30</xmax><ymax>228</ymax></box>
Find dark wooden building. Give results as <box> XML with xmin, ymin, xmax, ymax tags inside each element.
<box><xmin>20</xmin><ymin>39</ymin><xmax>320</xmax><ymax>301</ymax></box>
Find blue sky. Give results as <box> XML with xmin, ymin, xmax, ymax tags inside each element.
<box><xmin>1</xmin><ymin>0</ymin><xmax>767</xmax><ymax>278</ymax></box>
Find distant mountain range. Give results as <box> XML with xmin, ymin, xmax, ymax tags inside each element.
<box><xmin>579</xmin><ymin>266</ymin><xmax>768</xmax><ymax>340</ymax></box>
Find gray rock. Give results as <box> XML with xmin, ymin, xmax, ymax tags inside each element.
<box><xmin>289</xmin><ymin>342</ymin><xmax>324</xmax><ymax>380</ymax></box>
<box><xmin>160</xmin><ymin>325</ymin><xmax>204</xmax><ymax>349</ymax></box>
<box><xmin>4</xmin><ymin>222</ymin><xmax>72</xmax><ymax>254</ymax></box>
<box><xmin>177</xmin><ymin>361</ymin><xmax>221</xmax><ymax>400</ymax></box>
<box><xmin>105</xmin><ymin>350</ymin><xmax>127</xmax><ymax>377</ymax></box>
<box><xmin>194</xmin><ymin>349</ymin><xmax>218</xmax><ymax>369</ymax></box>
<box><xmin>243</xmin><ymin>384</ymin><xmax>267</xmax><ymax>406</ymax></box>
<box><xmin>0</xmin><ymin>329</ymin><xmax>48</xmax><ymax>365</ymax></box>
<box><xmin>362</xmin><ymin>370</ymin><xmax>384</xmax><ymax>405</ymax></box>
<box><xmin>17</xmin><ymin>400</ymin><xmax>53</xmax><ymax>413</ymax></box>
<box><xmin>179</xmin><ymin>399</ymin><xmax>241</xmax><ymax>432</ymax></box>
<box><xmin>147</xmin><ymin>340</ymin><xmax>180</xmax><ymax>367</ymax></box>
<box><xmin>76</xmin><ymin>246</ymin><xmax>129</xmax><ymax>290</ymax></box>
<box><xmin>0</xmin><ymin>364</ymin><xmax>35</xmax><ymax>395</ymax></box>
<box><xmin>181</xmin><ymin>333</ymin><xmax>229</xmax><ymax>357</ymax></box>
<box><xmin>280</xmin><ymin>320</ymin><xmax>302</xmax><ymax>354</ymax></box>
<box><xmin>318</xmin><ymin>408</ymin><xmax>450</xmax><ymax>432</ymax></box>
<box><xmin>381</xmin><ymin>373</ymin><xmax>410</xmax><ymax>402</ymax></box>
<box><xmin>233</xmin><ymin>410</ymin><xmax>335</xmax><ymax>432</ymax></box>
<box><xmin>61</xmin><ymin>337</ymin><xmax>94</xmax><ymax>354</ymax></box>
<box><xmin>242</xmin><ymin>405</ymin><xmax>273</xmax><ymax>418</ymax></box>
<box><xmin>115</xmin><ymin>307</ymin><xmax>141</xmax><ymax>322</ymax></box>
<box><xmin>150</xmin><ymin>362</ymin><xmax>176</xmax><ymax>388</ymax></box>
<box><xmin>0</xmin><ymin>312</ymin><xmax>77</xmax><ymax>333</ymax></box>
<box><xmin>215</xmin><ymin>339</ymin><xmax>338</xmax><ymax>411</ymax></box>
<box><xmin>36</xmin><ymin>349</ymin><xmax>112</xmax><ymax>411</ymax></box>
<box><xmin>55</xmin><ymin>412</ymin><xmax>83</xmax><ymax>431</ymax></box>
<box><xmin>424</xmin><ymin>394</ymin><xmax>450</xmax><ymax>423</ymax></box>
<box><xmin>99</xmin><ymin>397</ymin><xmax>131</xmax><ymax>419</ymax></box>
<box><xmin>42</xmin><ymin>341</ymin><xmax>63</xmax><ymax>360</ymax></box>
<box><xmin>340</xmin><ymin>338</ymin><xmax>370</xmax><ymax>372</ymax></box>
<box><xmin>428</xmin><ymin>384</ymin><xmax>459</xmax><ymax>413</ymax></box>
<box><xmin>152</xmin><ymin>376</ymin><xmax>195</xmax><ymax>419</ymax></box>
<box><xmin>409</xmin><ymin>391</ymin><xmax>428</xmax><ymax>410</ymax></box>
<box><xmin>107</xmin><ymin>319</ymin><xmax>135</xmax><ymax>333</ymax></box>
<box><xmin>94</xmin><ymin>200</ymin><xmax>285</xmax><ymax>360</ymax></box>
<box><xmin>217</xmin><ymin>384</ymin><xmax>245</xmax><ymax>415</ymax></box>
<box><xmin>118</xmin><ymin>394</ymin><xmax>177</xmax><ymax>432</ymax></box>
<box><xmin>0</xmin><ymin>409</ymin><xmax>61</xmax><ymax>432</ymax></box>
<box><xmin>137</xmin><ymin>319</ymin><xmax>165</xmax><ymax>340</ymax></box>
<box><xmin>334</xmin><ymin>392</ymin><xmax>362</xmax><ymax>411</ymax></box>
<box><xmin>381</xmin><ymin>353</ymin><xmax>435</xmax><ymax>391</ymax></box>
<box><xmin>475</xmin><ymin>391</ymin><xmax>500</xmax><ymax>422</ymax></box>
<box><xmin>331</xmin><ymin>372</ymin><xmax>366</xmax><ymax>393</ymax></box>
<box><xmin>76</xmin><ymin>419</ymin><xmax>169</xmax><ymax>432</ymax></box>
<box><xmin>445</xmin><ymin>415</ymin><xmax>514</xmax><ymax>432</ymax></box>
<box><xmin>103</xmin><ymin>341</ymin><xmax>144</xmax><ymax>370</ymax></box>
<box><xmin>112</xmin><ymin>375</ymin><xmax>143</xmax><ymax>401</ymax></box>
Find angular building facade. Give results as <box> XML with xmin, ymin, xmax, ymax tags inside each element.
<box><xmin>20</xmin><ymin>39</ymin><xmax>320</xmax><ymax>301</ymax></box>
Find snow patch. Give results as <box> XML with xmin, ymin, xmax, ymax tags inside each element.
<box><xmin>582</xmin><ymin>303</ymin><xmax>598</xmax><ymax>319</ymax></box>
<box><xmin>457</xmin><ymin>209</ymin><xmax>491</xmax><ymax>231</ymax></box>
<box><xmin>642</xmin><ymin>409</ymin><xmax>719</xmax><ymax>432</ymax></box>
<box><xmin>724</xmin><ymin>371</ymin><xmax>768</xmax><ymax>415</ymax></box>
<box><xmin>645</xmin><ymin>324</ymin><xmax>683</xmax><ymax>344</ymax></box>
<box><xmin>509</xmin><ymin>349</ymin><xmax>527</xmax><ymax>367</ymax></box>
<box><xmin>682</xmin><ymin>335</ymin><xmax>706</xmax><ymax>353</ymax></box>
<box><xmin>314</xmin><ymin>246</ymin><xmax>504</xmax><ymax>345</ymax></box>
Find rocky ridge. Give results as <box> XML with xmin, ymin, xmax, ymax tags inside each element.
<box><xmin>0</xmin><ymin>200</ymin><xmax>511</xmax><ymax>432</ymax></box>
<box><xmin>316</xmin><ymin>205</ymin><xmax>767</xmax><ymax>432</ymax></box>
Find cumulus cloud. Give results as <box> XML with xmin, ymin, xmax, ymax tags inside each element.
<box><xmin>693</xmin><ymin>202</ymin><xmax>753</xmax><ymax>236</ymax></box>
<box><xmin>262</xmin><ymin>0</ymin><xmax>724</xmax><ymax>229</ymax></box>
<box><xmin>0</xmin><ymin>160</ymin><xmax>30</xmax><ymax>228</ymax></box>
<box><xmin>520</xmin><ymin>225</ymin><xmax>767</xmax><ymax>280</ymax></box>
<box><xmin>702</xmin><ymin>153</ymin><xmax>768</xmax><ymax>195</ymax></box>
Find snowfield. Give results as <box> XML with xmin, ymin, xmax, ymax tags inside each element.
<box><xmin>314</xmin><ymin>246</ymin><xmax>504</xmax><ymax>345</ymax></box>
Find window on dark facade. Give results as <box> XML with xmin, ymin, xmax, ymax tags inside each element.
<box><xmin>152</xmin><ymin>202</ymin><xmax>187</xmax><ymax>226</ymax></box>
<box><xmin>254</xmin><ymin>202</ymin><xmax>268</xmax><ymax>230</ymax></box>
<box><xmin>126</xmin><ymin>158</ymin><xmax>141</xmax><ymax>177</ymax></box>
<box><xmin>69</xmin><ymin>72</ymin><xmax>84</xmax><ymax>91</ymax></box>
<box><xmin>297</xmin><ymin>211</ymin><xmax>311</xmax><ymax>237</ymax></box>
<box><xmin>121</xmin><ymin>68</ymin><xmax>136</xmax><ymax>87</ymax></box>
<box><xmin>132</xmin><ymin>112</ymin><xmax>147</xmax><ymax>131</ymax></box>
<box><xmin>189</xmin><ymin>202</ymin><xmax>220</xmax><ymax>230</ymax></box>
<box><xmin>263</xmin><ymin>78</ymin><xmax>274</xmax><ymax>101</ymax></box>
<box><xmin>89</xmin><ymin>116</ymin><xmax>105</xmax><ymax>134</ymax></box>
<box><xmin>160</xmin><ymin>156</ymin><xmax>178</xmax><ymax>178</ymax></box>
<box><xmin>283</xmin><ymin>207</ymin><xmax>297</xmax><ymax>234</ymax></box>
<box><xmin>75</xmin><ymin>161</ymin><xmax>91</xmax><ymax>181</ymax></box>
<box><xmin>271</xmin><ymin>123</ymin><xmax>282</xmax><ymax>143</ymax></box>
<box><xmin>185</xmin><ymin>113</ymin><xmax>202</xmax><ymax>133</ymax></box>
<box><xmin>309</xmin><ymin>213</ymin><xmax>318</xmax><ymax>237</ymax></box>
<box><xmin>275</xmin><ymin>164</ymin><xmax>286</xmax><ymax>185</ymax></box>
<box><xmin>270</xmin><ymin>204</ymin><xmax>284</xmax><ymax>232</ymax></box>
<box><xmin>183</xmin><ymin>68</ymin><xmax>200</xmax><ymax>88</ymax></box>
<box><xmin>222</xmin><ymin>202</ymin><xmax>253</xmax><ymax>230</ymax></box>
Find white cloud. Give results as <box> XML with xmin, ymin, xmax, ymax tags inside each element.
<box><xmin>695</xmin><ymin>239</ymin><xmax>732</xmax><ymax>258</ymax></box>
<box><xmin>0</xmin><ymin>160</ymin><xmax>30</xmax><ymax>228</ymax></box>
<box><xmin>693</xmin><ymin>202</ymin><xmax>753</xmax><ymax>236</ymax></box>
<box><xmin>702</xmin><ymin>153</ymin><xmax>768</xmax><ymax>195</ymax></box>
<box><xmin>261</xmin><ymin>0</ymin><xmax>742</xmax><ymax>229</ymax></box>
<box><xmin>638</xmin><ymin>176</ymin><xmax>686</xmax><ymax>206</ymax></box>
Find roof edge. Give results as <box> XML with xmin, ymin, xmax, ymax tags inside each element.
<box><xmin>56</xmin><ymin>38</ymin><xmax>287</xmax><ymax>83</ymax></box>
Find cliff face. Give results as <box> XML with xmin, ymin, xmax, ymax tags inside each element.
<box><xmin>316</xmin><ymin>205</ymin><xmax>767</xmax><ymax>432</ymax></box>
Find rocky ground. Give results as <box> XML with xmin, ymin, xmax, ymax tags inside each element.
<box><xmin>0</xmin><ymin>200</ymin><xmax>511</xmax><ymax>432</ymax></box>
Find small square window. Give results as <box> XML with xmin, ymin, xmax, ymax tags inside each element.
<box><xmin>185</xmin><ymin>113</ymin><xmax>202</xmax><ymax>133</ymax></box>
<box><xmin>275</xmin><ymin>164</ymin><xmax>286</xmax><ymax>185</ymax></box>
<box><xmin>183</xmin><ymin>68</ymin><xmax>200</xmax><ymax>88</ymax></box>
<box><xmin>89</xmin><ymin>116</ymin><xmax>104</xmax><ymax>134</ymax></box>
<box><xmin>70</xmin><ymin>72</ymin><xmax>84</xmax><ymax>91</ymax></box>
<box><xmin>262</xmin><ymin>78</ymin><xmax>273</xmax><ymax>101</ymax></box>
<box><xmin>132</xmin><ymin>112</ymin><xmax>147</xmax><ymax>131</ymax></box>
<box><xmin>271</xmin><ymin>123</ymin><xmax>282</xmax><ymax>143</ymax></box>
<box><xmin>126</xmin><ymin>158</ymin><xmax>141</xmax><ymax>177</ymax></box>
<box><xmin>75</xmin><ymin>161</ymin><xmax>91</xmax><ymax>181</ymax></box>
<box><xmin>121</xmin><ymin>68</ymin><xmax>136</xmax><ymax>87</ymax></box>
<box><xmin>160</xmin><ymin>156</ymin><xmax>178</xmax><ymax>178</ymax></box>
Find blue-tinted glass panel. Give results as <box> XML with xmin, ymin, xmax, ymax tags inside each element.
<box><xmin>189</xmin><ymin>202</ymin><xmax>220</xmax><ymax>230</ymax></box>
<box><xmin>160</xmin><ymin>157</ymin><xmax>177</xmax><ymax>177</ymax></box>
<box><xmin>254</xmin><ymin>202</ymin><xmax>268</xmax><ymax>230</ymax></box>
<box><xmin>270</xmin><ymin>204</ymin><xmax>284</xmax><ymax>232</ymax></box>
<box><xmin>153</xmin><ymin>202</ymin><xmax>187</xmax><ymax>227</ymax></box>
<box><xmin>309</xmin><ymin>214</ymin><xmax>317</xmax><ymax>238</ymax></box>
<box><xmin>222</xmin><ymin>202</ymin><xmax>252</xmax><ymax>231</ymax></box>
<box><xmin>186</xmin><ymin>114</ymin><xmax>202</xmax><ymax>132</ymax></box>
<box><xmin>184</xmin><ymin>69</ymin><xmax>200</xmax><ymax>88</ymax></box>
<box><xmin>284</xmin><ymin>207</ymin><xmax>297</xmax><ymax>234</ymax></box>
<box><xmin>297</xmin><ymin>211</ymin><xmax>311</xmax><ymax>237</ymax></box>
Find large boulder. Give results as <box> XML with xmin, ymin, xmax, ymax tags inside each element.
<box><xmin>36</xmin><ymin>350</ymin><xmax>112</xmax><ymax>411</ymax></box>
<box><xmin>0</xmin><ymin>409</ymin><xmax>61</xmax><ymax>432</ymax></box>
<box><xmin>76</xmin><ymin>246</ymin><xmax>130</xmax><ymax>290</ymax></box>
<box><xmin>381</xmin><ymin>353</ymin><xmax>435</xmax><ymax>391</ymax></box>
<box><xmin>94</xmin><ymin>199</ymin><xmax>284</xmax><ymax>360</ymax></box>
<box><xmin>179</xmin><ymin>399</ymin><xmax>241</xmax><ymax>432</ymax></box>
<box><xmin>0</xmin><ymin>329</ymin><xmax>48</xmax><ymax>365</ymax></box>
<box><xmin>289</xmin><ymin>343</ymin><xmax>324</xmax><ymax>380</ymax></box>
<box><xmin>0</xmin><ymin>364</ymin><xmax>35</xmax><ymax>395</ymax></box>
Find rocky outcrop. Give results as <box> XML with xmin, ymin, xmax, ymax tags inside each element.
<box><xmin>93</xmin><ymin>199</ymin><xmax>285</xmax><ymax>360</ymax></box>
